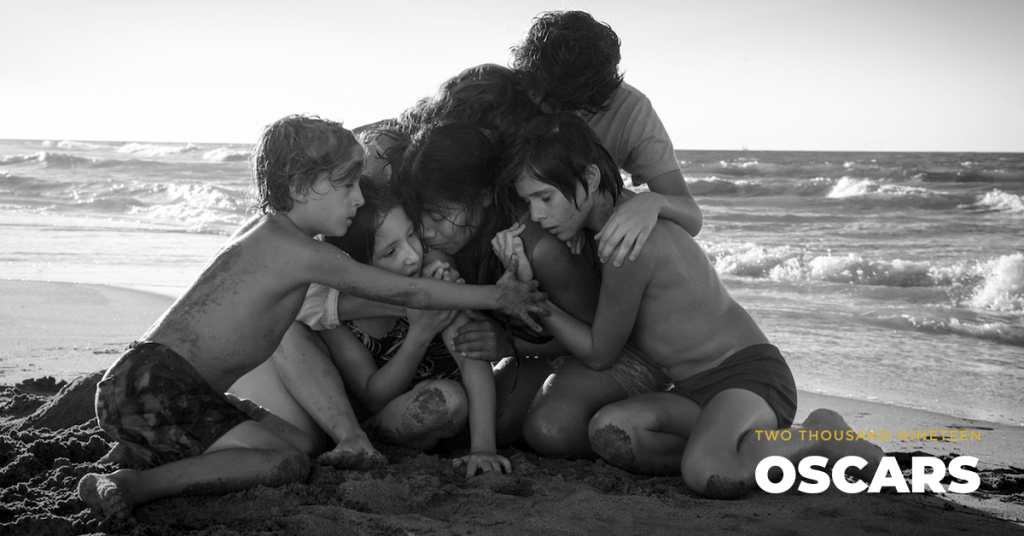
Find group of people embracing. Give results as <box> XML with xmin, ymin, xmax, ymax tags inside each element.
<box><xmin>79</xmin><ymin>11</ymin><xmax>882</xmax><ymax>520</ymax></box>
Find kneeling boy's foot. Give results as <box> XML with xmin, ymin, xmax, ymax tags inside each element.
<box><xmin>78</xmin><ymin>473</ymin><xmax>131</xmax><ymax>520</ymax></box>
<box><xmin>803</xmin><ymin>408</ymin><xmax>884</xmax><ymax>482</ymax></box>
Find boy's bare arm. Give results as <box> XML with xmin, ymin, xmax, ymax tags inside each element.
<box><xmin>297</xmin><ymin>240</ymin><xmax>548</xmax><ymax>330</ymax></box>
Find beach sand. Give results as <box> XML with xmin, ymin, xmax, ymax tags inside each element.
<box><xmin>1</xmin><ymin>280</ymin><xmax>1022</xmax><ymax>535</ymax></box>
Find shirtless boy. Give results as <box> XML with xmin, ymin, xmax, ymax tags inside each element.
<box><xmin>496</xmin><ymin>112</ymin><xmax>882</xmax><ymax>499</ymax></box>
<box><xmin>77</xmin><ymin>114</ymin><xmax>546</xmax><ymax>519</ymax></box>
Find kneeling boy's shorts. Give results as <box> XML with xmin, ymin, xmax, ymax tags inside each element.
<box><xmin>96</xmin><ymin>341</ymin><xmax>267</xmax><ymax>468</ymax></box>
<box><xmin>670</xmin><ymin>344</ymin><xmax>797</xmax><ymax>428</ymax></box>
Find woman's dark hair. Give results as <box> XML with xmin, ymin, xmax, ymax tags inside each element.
<box><xmin>323</xmin><ymin>176</ymin><xmax>399</xmax><ymax>265</ymax></box>
<box><xmin>498</xmin><ymin>112</ymin><xmax>622</xmax><ymax>213</ymax></box>
<box><xmin>510</xmin><ymin>10</ymin><xmax>624</xmax><ymax>114</ymax></box>
<box><xmin>392</xmin><ymin>122</ymin><xmax>517</xmax><ymax>284</ymax></box>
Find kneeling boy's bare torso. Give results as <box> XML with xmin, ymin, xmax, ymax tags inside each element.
<box><xmin>142</xmin><ymin>217</ymin><xmax>312</xmax><ymax>392</ymax></box>
<box><xmin>626</xmin><ymin>222</ymin><xmax>769</xmax><ymax>383</ymax></box>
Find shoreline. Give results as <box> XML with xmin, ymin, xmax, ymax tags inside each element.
<box><xmin>3</xmin><ymin>278</ymin><xmax>1021</xmax><ymax>424</ymax></box>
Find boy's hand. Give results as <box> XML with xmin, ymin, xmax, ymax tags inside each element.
<box><xmin>490</xmin><ymin>222</ymin><xmax>533</xmax><ymax>282</ymax></box>
<box><xmin>495</xmin><ymin>254</ymin><xmax>548</xmax><ymax>332</ymax></box>
<box><xmin>594</xmin><ymin>191</ymin><xmax>660</xmax><ymax>266</ymax></box>
<box><xmin>452</xmin><ymin>451</ymin><xmax>512</xmax><ymax>478</ymax></box>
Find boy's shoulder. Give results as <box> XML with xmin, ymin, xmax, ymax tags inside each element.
<box><xmin>234</xmin><ymin>214</ymin><xmax>318</xmax><ymax>257</ymax></box>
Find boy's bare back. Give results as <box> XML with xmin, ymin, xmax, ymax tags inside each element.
<box><xmin>617</xmin><ymin>220</ymin><xmax>769</xmax><ymax>382</ymax></box>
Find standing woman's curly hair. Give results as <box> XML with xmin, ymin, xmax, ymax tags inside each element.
<box><xmin>510</xmin><ymin>10</ymin><xmax>624</xmax><ymax>115</ymax></box>
<box><xmin>250</xmin><ymin>114</ymin><xmax>360</xmax><ymax>215</ymax></box>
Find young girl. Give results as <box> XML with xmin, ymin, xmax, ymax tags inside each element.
<box><xmin>319</xmin><ymin>178</ymin><xmax>510</xmax><ymax>478</ymax></box>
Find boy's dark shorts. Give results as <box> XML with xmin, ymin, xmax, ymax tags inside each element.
<box><xmin>670</xmin><ymin>344</ymin><xmax>797</xmax><ymax>428</ymax></box>
<box><xmin>96</xmin><ymin>341</ymin><xmax>267</xmax><ymax>468</ymax></box>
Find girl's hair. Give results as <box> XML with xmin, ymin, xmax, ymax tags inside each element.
<box><xmin>324</xmin><ymin>176</ymin><xmax>399</xmax><ymax>265</ymax></box>
<box><xmin>393</xmin><ymin>122</ymin><xmax>516</xmax><ymax>283</ymax></box>
<box><xmin>250</xmin><ymin>114</ymin><xmax>360</xmax><ymax>215</ymax></box>
<box><xmin>511</xmin><ymin>11</ymin><xmax>624</xmax><ymax>114</ymax></box>
<box><xmin>498</xmin><ymin>112</ymin><xmax>622</xmax><ymax>212</ymax></box>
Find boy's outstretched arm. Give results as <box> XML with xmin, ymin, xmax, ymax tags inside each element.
<box><xmin>595</xmin><ymin>169</ymin><xmax>702</xmax><ymax>266</ymax></box>
<box><xmin>303</xmin><ymin>241</ymin><xmax>548</xmax><ymax>330</ymax></box>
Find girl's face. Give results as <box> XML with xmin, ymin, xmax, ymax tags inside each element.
<box><xmin>420</xmin><ymin>201</ymin><xmax>479</xmax><ymax>256</ymax></box>
<box><xmin>371</xmin><ymin>206</ymin><xmax>423</xmax><ymax>277</ymax></box>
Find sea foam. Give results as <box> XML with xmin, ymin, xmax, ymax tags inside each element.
<box><xmin>969</xmin><ymin>253</ymin><xmax>1024</xmax><ymax>313</ymax></box>
<box><xmin>975</xmin><ymin>189</ymin><xmax>1024</xmax><ymax>213</ymax></box>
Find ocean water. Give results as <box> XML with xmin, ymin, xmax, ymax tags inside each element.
<box><xmin>1</xmin><ymin>139</ymin><xmax>1022</xmax><ymax>425</ymax></box>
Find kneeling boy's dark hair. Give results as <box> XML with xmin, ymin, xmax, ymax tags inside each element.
<box><xmin>498</xmin><ymin>112</ymin><xmax>622</xmax><ymax>212</ymax></box>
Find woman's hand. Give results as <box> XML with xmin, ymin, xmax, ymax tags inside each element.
<box><xmin>490</xmin><ymin>222</ymin><xmax>534</xmax><ymax>282</ymax></box>
<box><xmin>447</xmin><ymin>314</ymin><xmax>515</xmax><ymax>362</ymax></box>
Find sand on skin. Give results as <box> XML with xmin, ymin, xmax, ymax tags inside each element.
<box><xmin>1</xmin><ymin>279</ymin><xmax>1022</xmax><ymax>535</ymax></box>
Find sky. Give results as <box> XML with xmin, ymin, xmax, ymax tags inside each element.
<box><xmin>2</xmin><ymin>0</ymin><xmax>1022</xmax><ymax>152</ymax></box>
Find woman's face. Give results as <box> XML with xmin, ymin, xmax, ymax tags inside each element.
<box><xmin>419</xmin><ymin>201</ymin><xmax>479</xmax><ymax>256</ymax></box>
<box><xmin>370</xmin><ymin>206</ymin><xmax>423</xmax><ymax>277</ymax></box>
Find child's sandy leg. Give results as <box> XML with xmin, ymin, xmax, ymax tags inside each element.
<box><xmin>78</xmin><ymin>472</ymin><xmax>132</xmax><ymax>519</ymax></box>
<box><xmin>318</xmin><ymin>433</ymin><xmax>387</xmax><ymax>469</ymax></box>
<box><xmin>363</xmin><ymin>380</ymin><xmax>468</xmax><ymax>451</ymax></box>
<box><xmin>588</xmin><ymin>392</ymin><xmax>700</xmax><ymax>474</ymax></box>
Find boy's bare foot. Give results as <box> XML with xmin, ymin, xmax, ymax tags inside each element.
<box><xmin>317</xmin><ymin>436</ymin><xmax>387</xmax><ymax>470</ymax></box>
<box><xmin>98</xmin><ymin>443</ymin><xmax>133</xmax><ymax>465</ymax></box>
<box><xmin>802</xmin><ymin>408</ymin><xmax>884</xmax><ymax>482</ymax></box>
<box><xmin>78</xmin><ymin>473</ymin><xmax>131</xmax><ymax>520</ymax></box>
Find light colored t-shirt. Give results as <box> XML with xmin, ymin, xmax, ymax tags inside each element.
<box><xmin>296</xmin><ymin>283</ymin><xmax>340</xmax><ymax>331</ymax></box>
<box><xmin>585</xmin><ymin>82</ymin><xmax>681</xmax><ymax>186</ymax></box>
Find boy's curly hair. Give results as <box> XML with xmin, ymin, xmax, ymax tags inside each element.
<box><xmin>250</xmin><ymin>114</ymin><xmax>360</xmax><ymax>214</ymax></box>
<box><xmin>511</xmin><ymin>10</ymin><xmax>624</xmax><ymax>115</ymax></box>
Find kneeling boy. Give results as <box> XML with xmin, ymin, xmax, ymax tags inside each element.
<box><xmin>496</xmin><ymin>112</ymin><xmax>881</xmax><ymax>498</ymax></box>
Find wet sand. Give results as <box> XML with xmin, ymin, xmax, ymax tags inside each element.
<box><xmin>1</xmin><ymin>280</ymin><xmax>1022</xmax><ymax>535</ymax></box>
